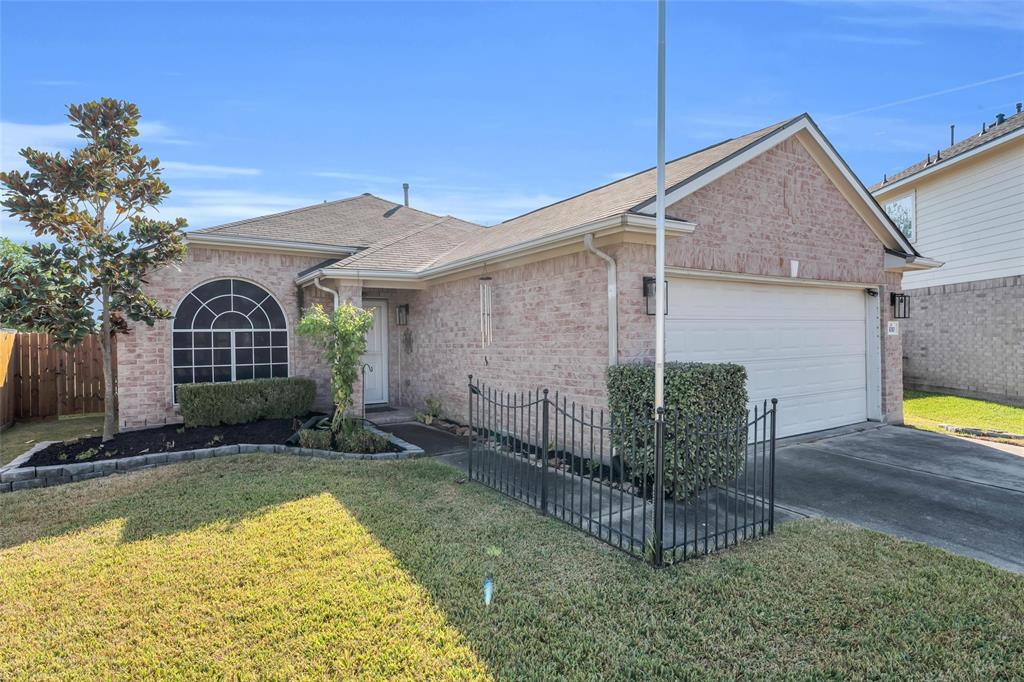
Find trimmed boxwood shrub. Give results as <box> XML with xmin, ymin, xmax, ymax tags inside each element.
<box><xmin>177</xmin><ymin>377</ymin><xmax>316</xmax><ymax>427</ymax></box>
<box><xmin>607</xmin><ymin>362</ymin><xmax>748</xmax><ymax>500</ymax></box>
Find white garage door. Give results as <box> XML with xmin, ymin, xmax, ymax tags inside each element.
<box><xmin>666</xmin><ymin>277</ymin><xmax>868</xmax><ymax>437</ymax></box>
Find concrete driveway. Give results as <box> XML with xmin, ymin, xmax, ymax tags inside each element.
<box><xmin>775</xmin><ymin>425</ymin><xmax>1024</xmax><ymax>573</ymax></box>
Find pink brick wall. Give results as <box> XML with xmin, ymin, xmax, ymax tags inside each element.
<box><xmin>118</xmin><ymin>246</ymin><xmax>335</xmax><ymax>429</ymax></box>
<box><xmin>365</xmin><ymin>250</ymin><xmax>612</xmax><ymax>423</ymax></box>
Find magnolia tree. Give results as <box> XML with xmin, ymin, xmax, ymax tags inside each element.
<box><xmin>296</xmin><ymin>303</ymin><xmax>375</xmax><ymax>433</ymax></box>
<box><xmin>0</xmin><ymin>99</ymin><xmax>188</xmax><ymax>441</ymax></box>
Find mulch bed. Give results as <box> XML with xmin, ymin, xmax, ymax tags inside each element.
<box><xmin>24</xmin><ymin>416</ymin><xmax>318</xmax><ymax>467</ymax></box>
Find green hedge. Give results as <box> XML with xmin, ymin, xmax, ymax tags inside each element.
<box><xmin>606</xmin><ymin>362</ymin><xmax>748</xmax><ymax>500</ymax></box>
<box><xmin>177</xmin><ymin>377</ymin><xmax>316</xmax><ymax>427</ymax></box>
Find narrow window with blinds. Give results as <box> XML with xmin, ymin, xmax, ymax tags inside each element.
<box><xmin>479</xmin><ymin>279</ymin><xmax>493</xmax><ymax>346</ymax></box>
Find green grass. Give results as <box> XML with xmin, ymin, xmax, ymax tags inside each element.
<box><xmin>2</xmin><ymin>456</ymin><xmax>1022</xmax><ymax>679</ymax></box>
<box><xmin>904</xmin><ymin>390</ymin><xmax>1024</xmax><ymax>441</ymax></box>
<box><xmin>0</xmin><ymin>414</ymin><xmax>104</xmax><ymax>466</ymax></box>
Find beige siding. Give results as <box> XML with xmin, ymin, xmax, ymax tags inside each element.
<box><xmin>885</xmin><ymin>138</ymin><xmax>1024</xmax><ymax>289</ymax></box>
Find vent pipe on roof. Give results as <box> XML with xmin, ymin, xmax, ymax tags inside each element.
<box><xmin>1017</xmin><ymin>102</ymin><xmax>1022</xmax><ymax>114</ymax></box>
<box><xmin>402</xmin><ymin>183</ymin><xmax>409</xmax><ymax>207</ymax></box>
<box><xmin>950</xmin><ymin>124</ymin><xmax>955</xmax><ymax>146</ymax></box>
<box><xmin>995</xmin><ymin>113</ymin><xmax>1006</xmax><ymax>126</ymax></box>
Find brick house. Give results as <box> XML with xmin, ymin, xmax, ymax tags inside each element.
<box><xmin>872</xmin><ymin>107</ymin><xmax>1023</xmax><ymax>405</ymax></box>
<box><xmin>119</xmin><ymin>114</ymin><xmax>937</xmax><ymax>438</ymax></box>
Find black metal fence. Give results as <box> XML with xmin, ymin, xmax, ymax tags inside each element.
<box><xmin>467</xmin><ymin>375</ymin><xmax>777</xmax><ymax>566</ymax></box>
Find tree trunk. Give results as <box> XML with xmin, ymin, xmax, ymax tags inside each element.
<box><xmin>100</xmin><ymin>285</ymin><xmax>117</xmax><ymax>442</ymax></box>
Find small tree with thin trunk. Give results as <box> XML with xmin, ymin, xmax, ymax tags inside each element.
<box><xmin>0</xmin><ymin>99</ymin><xmax>188</xmax><ymax>441</ymax></box>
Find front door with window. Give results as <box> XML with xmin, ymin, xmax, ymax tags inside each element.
<box><xmin>361</xmin><ymin>300</ymin><xmax>388</xmax><ymax>405</ymax></box>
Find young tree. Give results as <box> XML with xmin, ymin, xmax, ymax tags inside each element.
<box><xmin>0</xmin><ymin>99</ymin><xmax>188</xmax><ymax>441</ymax></box>
<box><xmin>296</xmin><ymin>303</ymin><xmax>375</xmax><ymax>433</ymax></box>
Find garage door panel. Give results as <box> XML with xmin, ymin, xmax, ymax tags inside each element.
<box><xmin>667</xmin><ymin>320</ymin><xmax>865</xmax><ymax>361</ymax></box>
<box><xmin>667</xmin><ymin>277</ymin><xmax>868</xmax><ymax>438</ymax></box>
<box><xmin>675</xmin><ymin>282</ymin><xmax>865</xmax><ymax>322</ymax></box>
<box><xmin>745</xmin><ymin>355</ymin><xmax>867</xmax><ymax>398</ymax></box>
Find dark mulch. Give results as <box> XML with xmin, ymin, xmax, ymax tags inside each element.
<box><xmin>24</xmin><ymin>416</ymin><xmax>316</xmax><ymax>467</ymax></box>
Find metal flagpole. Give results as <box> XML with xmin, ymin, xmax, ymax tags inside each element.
<box><xmin>654</xmin><ymin>0</ymin><xmax>666</xmax><ymax>413</ymax></box>
<box><xmin>652</xmin><ymin>0</ymin><xmax>667</xmax><ymax>567</ymax></box>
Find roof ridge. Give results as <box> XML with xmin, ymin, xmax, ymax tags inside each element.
<box><xmin>497</xmin><ymin>117</ymin><xmax>795</xmax><ymax>227</ymax></box>
<box><xmin>871</xmin><ymin>109</ymin><xmax>1024</xmax><ymax>190</ymax></box>
<box><xmin>192</xmin><ymin>192</ymin><xmax>457</xmax><ymax>236</ymax></box>
<box><xmin>193</xmin><ymin>194</ymin><xmax>377</xmax><ymax>234</ymax></box>
<box><xmin>331</xmin><ymin>215</ymin><xmax>453</xmax><ymax>269</ymax></box>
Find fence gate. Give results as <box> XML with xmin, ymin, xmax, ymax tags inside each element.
<box><xmin>0</xmin><ymin>331</ymin><xmax>112</xmax><ymax>423</ymax></box>
<box><xmin>466</xmin><ymin>375</ymin><xmax>777</xmax><ymax>566</ymax></box>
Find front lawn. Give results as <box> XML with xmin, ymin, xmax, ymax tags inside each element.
<box><xmin>2</xmin><ymin>456</ymin><xmax>1021</xmax><ymax>679</ymax></box>
<box><xmin>904</xmin><ymin>390</ymin><xmax>1024</xmax><ymax>442</ymax></box>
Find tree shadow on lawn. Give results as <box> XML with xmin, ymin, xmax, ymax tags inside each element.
<box><xmin>2</xmin><ymin>453</ymin><xmax>1022</xmax><ymax>680</ymax></box>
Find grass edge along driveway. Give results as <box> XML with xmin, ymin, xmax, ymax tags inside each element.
<box><xmin>2</xmin><ymin>455</ymin><xmax>1022</xmax><ymax>680</ymax></box>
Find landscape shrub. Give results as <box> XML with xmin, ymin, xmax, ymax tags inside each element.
<box><xmin>335</xmin><ymin>427</ymin><xmax>390</xmax><ymax>454</ymax></box>
<box><xmin>298</xmin><ymin>428</ymin><xmax>332</xmax><ymax>450</ymax></box>
<box><xmin>606</xmin><ymin>362</ymin><xmax>748</xmax><ymax>500</ymax></box>
<box><xmin>299</xmin><ymin>416</ymin><xmax>392</xmax><ymax>454</ymax></box>
<box><xmin>178</xmin><ymin>377</ymin><xmax>316</xmax><ymax>427</ymax></box>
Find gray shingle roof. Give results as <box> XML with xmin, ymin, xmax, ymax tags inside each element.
<box><xmin>870</xmin><ymin>110</ymin><xmax>1024</xmax><ymax>192</ymax></box>
<box><xmin>192</xmin><ymin>193</ymin><xmax>475</xmax><ymax>249</ymax></box>
<box><xmin>428</xmin><ymin>118</ymin><xmax>793</xmax><ymax>268</ymax></box>
<box><xmin>329</xmin><ymin>216</ymin><xmax>486</xmax><ymax>273</ymax></box>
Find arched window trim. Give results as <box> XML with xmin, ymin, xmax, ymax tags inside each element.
<box><xmin>170</xmin><ymin>278</ymin><xmax>290</xmax><ymax>402</ymax></box>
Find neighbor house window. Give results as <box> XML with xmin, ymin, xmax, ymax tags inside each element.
<box><xmin>883</xmin><ymin>193</ymin><xmax>915</xmax><ymax>241</ymax></box>
<box><xmin>479</xmin><ymin>279</ymin><xmax>493</xmax><ymax>346</ymax></box>
<box><xmin>171</xmin><ymin>279</ymin><xmax>288</xmax><ymax>401</ymax></box>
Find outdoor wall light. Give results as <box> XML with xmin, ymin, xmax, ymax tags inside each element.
<box><xmin>396</xmin><ymin>304</ymin><xmax>409</xmax><ymax>326</ymax></box>
<box><xmin>643</xmin><ymin>276</ymin><xmax>667</xmax><ymax>316</ymax></box>
<box><xmin>890</xmin><ymin>292</ymin><xmax>910</xmax><ymax>319</ymax></box>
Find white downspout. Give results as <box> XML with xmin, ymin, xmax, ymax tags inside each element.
<box><xmin>583</xmin><ymin>234</ymin><xmax>618</xmax><ymax>366</ymax></box>
<box><xmin>312</xmin><ymin>276</ymin><xmax>339</xmax><ymax>310</ymax></box>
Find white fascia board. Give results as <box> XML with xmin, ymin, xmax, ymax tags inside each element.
<box><xmin>884</xmin><ymin>252</ymin><xmax>944</xmax><ymax>272</ymax></box>
<box><xmin>633</xmin><ymin>115</ymin><xmax>917</xmax><ymax>257</ymax></box>
<box><xmin>187</xmin><ymin>232</ymin><xmax>357</xmax><ymax>256</ymax></box>
<box><xmin>873</xmin><ymin>126</ymin><xmax>1024</xmax><ymax>197</ymax></box>
<box><xmin>296</xmin><ymin>268</ymin><xmax>424</xmax><ymax>286</ymax></box>
<box><xmin>422</xmin><ymin>214</ymin><xmax>696</xmax><ymax>279</ymax></box>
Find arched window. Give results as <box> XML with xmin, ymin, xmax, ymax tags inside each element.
<box><xmin>171</xmin><ymin>279</ymin><xmax>288</xmax><ymax>400</ymax></box>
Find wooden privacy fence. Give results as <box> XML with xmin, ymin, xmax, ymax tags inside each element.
<box><xmin>0</xmin><ymin>331</ymin><xmax>114</xmax><ymax>424</ymax></box>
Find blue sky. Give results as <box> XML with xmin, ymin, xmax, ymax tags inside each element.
<box><xmin>2</xmin><ymin>1</ymin><xmax>1022</xmax><ymax>242</ymax></box>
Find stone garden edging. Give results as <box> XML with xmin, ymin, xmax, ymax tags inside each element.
<box><xmin>0</xmin><ymin>425</ymin><xmax>424</xmax><ymax>494</ymax></box>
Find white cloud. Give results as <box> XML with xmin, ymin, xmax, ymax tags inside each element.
<box><xmin>313</xmin><ymin>170</ymin><xmax>400</xmax><ymax>184</ymax></box>
<box><xmin>0</xmin><ymin>121</ymin><xmax>79</xmax><ymax>169</ymax></box>
<box><xmin>1</xmin><ymin>118</ymin><xmax>191</xmax><ymax>170</ymax></box>
<box><xmin>829</xmin><ymin>33</ymin><xmax>923</xmax><ymax>46</ymax></box>
<box><xmin>161</xmin><ymin>161</ymin><xmax>261</xmax><ymax>178</ymax></box>
<box><xmin>154</xmin><ymin>189</ymin><xmax>321</xmax><ymax>230</ymax></box>
<box><xmin>838</xmin><ymin>0</ymin><xmax>1024</xmax><ymax>32</ymax></box>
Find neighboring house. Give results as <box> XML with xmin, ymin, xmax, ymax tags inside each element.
<box><xmin>120</xmin><ymin>114</ymin><xmax>937</xmax><ymax>438</ymax></box>
<box><xmin>872</xmin><ymin>107</ymin><xmax>1024</xmax><ymax>405</ymax></box>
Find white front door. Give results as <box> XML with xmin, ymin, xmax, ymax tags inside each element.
<box><xmin>361</xmin><ymin>300</ymin><xmax>388</xmax><ymax>405</ymax></box>
<box><xmin>665</xmin><ymin>277</ymin><xmax>869</xmax><ymax>438</ymax></box>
